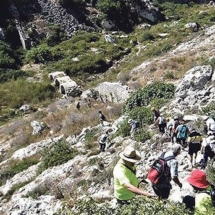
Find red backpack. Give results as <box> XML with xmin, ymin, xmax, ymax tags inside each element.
<box><xmin>147</xmin><ymin>152</ymin><xmax>175</xmax><ymax>185</ymax></box>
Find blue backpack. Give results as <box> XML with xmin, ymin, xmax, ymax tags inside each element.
<box><xmin>178</xmin><ymin>125</ymin><xmax>187</xmax><ymax>139</ymax></box>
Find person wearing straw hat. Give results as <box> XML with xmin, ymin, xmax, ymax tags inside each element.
<box><xmin>151</xmin><ymin>107</ymin><xmax>160</xmax><ymax>123</ymax></box>
<box><xmin>187</xmin><ymin>169</ymin><xmax>213</xmax><ymax>214</ymax></box>
<box><xmin>113</xmin><ymin>146</ymin><xmax>154</xmax><ymax>204</ymax></box>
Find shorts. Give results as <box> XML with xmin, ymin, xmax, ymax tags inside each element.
<box><xmin>188</xmin><ymin>143</ymin><xmax>201</xmax><ymax>155</ymax></box>
<box><xmin>152</xmin><ymin>186</ymin><xmax>170</xmax><ymax>199</ymax></box>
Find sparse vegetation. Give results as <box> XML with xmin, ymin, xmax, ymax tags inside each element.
<box><xmin>124</xmin><ymin>82</ymin><xmax>175</xmax><ymax>111</ymax></box>
<box><xmin>37</xmin><ymin>140</ymin><xmax>79</xmax><ymax>174</ymax></box>
<box><xmin>0</xmin><ymin>158</ymin><xmax>38</xmax><ymax>185</ymax></box>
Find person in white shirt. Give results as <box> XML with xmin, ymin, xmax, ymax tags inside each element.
<box><xmin>203</xmin><ymin>116</ymin><xmax>215</xmax><ymax>134</ymax></box>
<box><xmin>155</xmin><ymin>113</ymin><xmax>166</xmax><ymax>133</ymax></box>
<box><xmin>200</xmin><ymin>132</ymin><xmax>215</xmax><ymax>169</ymax></box>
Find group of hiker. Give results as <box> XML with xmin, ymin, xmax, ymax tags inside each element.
<box><xmin>112</xmin><ymin>109</ymin><xmax>215</xmax><ymax>214</ymax></box>
<box><xmin>113</xmin><ymin>144</ymin><xmax>214</xmax><ymax>214</ymax></box>
<box><xmin>95</xmin><ymin>104</ymin><xmax>215</xmax><ymax>213</ymax></box>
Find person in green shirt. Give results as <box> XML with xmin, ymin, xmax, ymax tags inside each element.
<box><xmin>113</xmin><ymin>146</ymin><xmax>154</xmax><ymax>204</ymax></box>
<box><xmin>187</xmin><ymin>169</ymin><xmax>213</xmax><ymax>214</ymax></box>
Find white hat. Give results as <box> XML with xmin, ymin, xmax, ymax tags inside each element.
<box><xmin>119</xmin><ymin>146</ymin><xmax>141</xmax><ymax>163</ymax></box>
<box><xmin>174</xmin><ymin>116</ymin><xmax>179</xmax><ymax>120</ymax></box>
<box><xmin>128</xmin><ymin>119</ymin><xmax>133</xmax><ymax>124</ymax></box>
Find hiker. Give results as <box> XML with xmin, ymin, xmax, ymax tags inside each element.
<box><xmin>113</xmin><ymin>146</ymin><xmax>155</xmax><ymax>204</ymax></box>
<box><xmin>203</xmin><ymin>116</ymin><xmax>215</xmax><ymax>135</ymax></box>
<box><xmin>128</xmin><ymin>119</ymin><xmax>139</xmax><ymax>139</ymax></box>
<box><xmin>76</xmin><ymin>101</ymin><xmax>81</xmax><ymax>111</ymax></box>
<box><xmin>166</xmin><ymin>117</ymin><xmax>174</xmax><ymax>139</ymax></box>
<box><xmin>151</xmin><ymin>107</ymin><xmax>160</xmax><ymax>123</ymax></box>
<box><xmin>171</xmin><ymin>116</ymin><xmax>180</xmax><ymax>143</ymax></box>
<box><xmin>98</xmin><ymin>131</ymin><xmax>110</xmax><ymax>152</ymax></box>
<box><xmin>98</xmin><ymin>111</ymin><xmax>106</xmax><ymax>126</ymax></box>
<box><xmin>155</xmin><ymin>113</ymin><xmax>166</xmax><ymax>133</ymax></box>
<box><xmin>175</xmin><ymin>119</ymin><xmax>189</xmax><ymax>147</ymax></box>
<box><xmin>200</xmin><ymin>132</ymin><xmax>215</xmax><ymax>169</ymax></box>
<box><xmin>187</xmin><ymin>128</ymin><xmax>202</xmax><ymax>167</ymax></box>
<box><xmin>151</xmin><ymin>144</ymin><xmax>182</xmax><ymax>200</ymax></box>
<box><xmin>187</xmin><ymin>169</ymin><xmax>213</xmax><ymax>214</ymax></box>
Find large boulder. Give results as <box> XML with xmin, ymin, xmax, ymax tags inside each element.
<box><xmin>175</xmin><ymin>65</ymin><xmax>213</xmax><ymax>98</ymax></box>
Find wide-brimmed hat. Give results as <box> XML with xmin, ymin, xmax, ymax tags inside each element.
<box><xmin>174</xmin><ymin>116</ymin><xmax>179</xmax><ymax>120</ymax></box>
<box><xmin>119</xmin><ymin>146</ymin><xmax>141</xmax><ymax>163</ymax></box>
<box><xmin>187</xmin><ymin>170</ymin><xmax>210</xmax><ymax>189</ymax></box>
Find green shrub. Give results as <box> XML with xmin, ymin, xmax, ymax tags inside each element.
<box><xmin>67</xmin><ymin>196</ymin><xmax>193</xmax><ymax>215</ymax></box>
<box><xmin>0</xmin><ymin>69</ymin><xmax>28</xmax><ymax>83</ymax></box>
<box><xmin>37</xmin><ymin>140</ymin><xmax>79</xmax><ymax>174</ymax></box>
<box><xmin>141</xmin><ymin>32</ymin><xmax>155</xmax><ymax>42</ymax></box>
<box><xmin>0</xmin><ymin>158</ymin><xmax>38</xmax><ymax>185</ymax></box>
<box><xmin>25</xmin><ymin>44</ymin><xmax>55</xmax><ymax>63</ymax></box>
<box><xmin>129</xmin><ymin>106</ymin><xmax>154</xmax><ymax>125</ymax></box>
<box><xmin>47</xmin><ymin>25</ymin><xmax>67</xmax><ymax>46</ymax></box>
<box><xmin>150</xmin><ymin>98</ymin><xmax>168</xmax><ymax>110</ymax></box>
<box><xmin>112</xmin><ymin>120</ymin><xmax>130</xmax><ymax>138</ymax></box>
<box><xmin>134</xmin><ymin>131</ymin><xmax>151</xmax><ymax>143</ymax></box>
<box><xmin>85</xmin><ymin>128</ymin><xmax>99</xmax><ymax>149</ymax></box>
<box><xmin>124</xmin><ymin>82</ymin><xmax>175</xmax><ymax>111</ymax></box>
<box><xmin>0</xmin><ymin>40</ymin><xmax>18</xmax><ymax>69</ymax></box>
<box><xmin>201</xmin><ymin>102</ymin><xmax>215</xmax><ymax>116</ymax></box>
<box><xmin>96</xmin><ymin>0</ymin><xmax>145</xmax><ymax>32</ymax></box>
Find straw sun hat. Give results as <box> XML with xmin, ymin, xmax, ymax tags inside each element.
<box><xmin>119</xmin><ymin>146</ymin><xmax>141</xmax><ymax>163</ymax></box>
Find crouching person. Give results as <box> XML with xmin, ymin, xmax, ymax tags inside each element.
<box><xmin>113</xmin><ymin>146</ymin><xmax>154</xmax><ymax>204</ymax></box>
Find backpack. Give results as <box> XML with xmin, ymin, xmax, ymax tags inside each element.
<box><xmin>100</xmin><ymin>113</ymin><xmax>106</xmax><ymax>121</ymax></box>
<box><xmin>147</xmin><ymin>152</ymin><xmax>175</xmax><ymax>185</ymax></box>
<box><xmin>177</xmin><ymin>125</ymin><xmax>188</xmax><ymax>139</ymax></box>
<box><xmin>134</xmin><ymin>121</ymin><xmax>140</xmax><ymax>128</ymax></box>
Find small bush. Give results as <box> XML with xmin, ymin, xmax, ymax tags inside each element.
<box><xmin>25</xmin><ymin>44</ymin><xmax>56</xmax><ymax>63</ymax></box>
<box><xmin>164</xmin><ymin>71</ymin><xmax>176</xmax><ymax>80</ymax></box>
<box><xmin>201</xmin><ymin>102</ymin><xmax>215</xmax><ymax>116</ymax></box>
<box><xmin>141</xmin><ymin>32</ymin><xmax>155</xmax><ymax>42</ymax></box>
<box><xmin>0</xmin><ymin>158</ymin><xmax>38</xmax><ymax>185</ymax></box>
<box><xmin>124</xmin><ymin>82</ymin><xmax>175</xmax><ymax>111</ymax></box>
<box><xmin>129</xmin><ymin>106</ymin><xmax>153</xmax><ymax>125</ymax></box>
<box><xmin>85</xmin><ymin>128</ymin><xmax>99</xmax><ymax>150</ymax></box>
<box><xmin>37</xmin><ymin>140</ymin><xmax>78</xmax><ymax>174</ymax></box>
<box><xmin>0</xmin><ymin>69</ymin><xmax>28</xmax><ymax>83</ymax></box>
<box><xmin>134</xmin><ymin>131</ymin><xmax>151</xmax><ymax>143</ymax></box>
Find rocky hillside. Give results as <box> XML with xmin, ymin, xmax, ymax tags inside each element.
<box><xmin>0</xmin><ymin>1</ymin><xmax>215</xmax><ymax>215</ymax></box>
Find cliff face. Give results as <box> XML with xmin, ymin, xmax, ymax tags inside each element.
<box><xmin>1</xmin><ymin>0</ymin><xmax>165</xmax><ymax>49</ymax></box>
